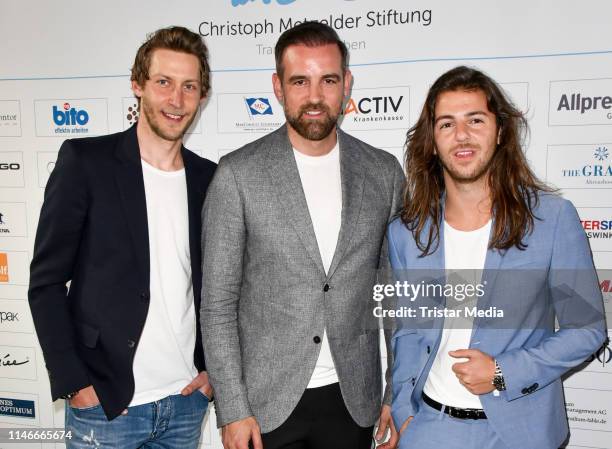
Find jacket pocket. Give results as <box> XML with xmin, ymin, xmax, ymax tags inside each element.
<box><xmin>75</xmin><ymin>321</ymin><xmax>100</xmax><ymax>349</ymax></box>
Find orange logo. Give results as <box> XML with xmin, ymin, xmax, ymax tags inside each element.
<box><xmin>0</xmin><ymin>253</ymin><xmax>8</xmax><ymax>282</ymax></box>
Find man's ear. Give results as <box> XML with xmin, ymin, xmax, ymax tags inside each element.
<box><xmin>131</xmin><ymin>80</ymin><xmax>143</xmax><ymax>99</ymax></box>
<box><xmin>272</xmin><ymin>73</ymin><xmax>283</xmax><ymax>105</ymax></box>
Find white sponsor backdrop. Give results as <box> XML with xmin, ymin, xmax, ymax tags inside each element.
<box><xmin>0</xmin><ymin>1</ymin><xmax>611</xmax><ymax>447</ymax></box>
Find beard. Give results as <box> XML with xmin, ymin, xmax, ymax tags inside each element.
<box><xmin>140</xmin><ymin>96</ymin><xmax>197</xmax><ymax>142</ymax></box>
<box><xmin>284</xmin><ymin>102</ymin><xmax>340</xmax><ymax>141</ymax></box>
<box><xmin>438</xmin><ymin>143</ymin><xmax>494</xmax><ymax>184</ymax></box>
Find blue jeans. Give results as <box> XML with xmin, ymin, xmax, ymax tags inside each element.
<box><xmin>65</xmin><ymin>391</ymin><xmax>209</xmax><ymax>449</ymax></box>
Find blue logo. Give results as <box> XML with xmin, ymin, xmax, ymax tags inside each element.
<box><xmin>245</xmin><ymin>98</ymin><xmax>273</xmax><ymax>116</ymax></box>
<box><xmin>594</xmin><ymin>146</ymin><xmax>609</xmax><ymax>161</ymax></box>
<box><xmin>232</xmin><ymin>0</ymin><xmax>296</xmax><ymax>6</ymax></box>
<box><xmin>53</xmin><ymin>102</ymin><xmax>89</xmax><ymax>126</ymax></box>
<box><xmin>0</xmin><ymin>397</ymin><xmax>35</xmax><ymax>418</ymax></box>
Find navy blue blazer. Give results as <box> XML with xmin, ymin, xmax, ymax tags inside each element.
<box><xmin>29</xmin><ymin>125</ymin><xmax>216</xmax><ymax>420</ymax></box>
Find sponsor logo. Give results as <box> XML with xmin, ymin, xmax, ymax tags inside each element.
<box><xmin>547</xmin><ymin>144</ymin><xmax>612</xmax><ymax>188</ymax></box>
<box><xmin>549</xmin><ymin>78</ymin><xmax>612</xmax><ymax>126</ymax></box>
<box><xmin>340</xmin><ymin>86</ymin><xmax>410</xmax><ymax>131</ymax></box>
<box><xmin>218</xmin><ymin>92</ymin><xmax>284</xmax><ymax>133</ymax></box>
<box><xmin>0</xmin><ymin>204</ymin><xmax>26</xmax><ymax>237</ymax></box>
<box><xmin>0</xmin><ymin>301</ymin><xmax>33</xmax><ymax>333</ymax></box>
<box><xmin>0</xmin><ymin>253</ymin><xmax>8</xmax><ymax>283</ymax></box>
<box><xmin>0</xmin><ymin>163</ymin><xmax>20</xmax><ymax>170</ymax></box>
<box><xmin>0</xmin><ymin>311</ymin><xmax>19</xmax><ymax>323</ymax></box>
<box><xmin>53</xmin><ymin>102</ymin><xmax>89</xmax><ymax>126</ymax></box>
<box><xmin>0</xmin><ymin>397</ymin><xmax>35</xmax><ymax>419</ymax></box>
<box><xmin>35</xmin><ymin>98</ymin><xmax>108</xmax><ymax>137</ymax></box>
<box><xmin>245</xmin><ymin>97</ymin><xmax>273</xmax><ymax>116</ymax></box>
<box><xmin>0</xmin><ymin>346</ymin><xmax>36</xmax><ymax>380</ymax></box>
<box><xmin>123</xmin><ymin>98</ymin><xmax>139</xmax><ymax>127</ymax></box>
<box><xmin>0</xmin><ymin>100</ymin><xmax>21</xmax><ymax>137</ymax></box>
<box><xmin>561</xmin><ymin>146</ymin><xmax>611</xmax><ymax>181</ymax></box>
<box><xmin>231</xmin><ymin>0</ymin><xmax>296</xmax><ymax>6</ymax></box>
<box><xmin>36</xmin><ymin>152</ymin><xmax>58</xmax><ymax>188</ymax></box>
<box><xmin>581</xmin><ymin>220</ymin><xmax>612</xmax><ymax>237</ymax></box>
<box><xmin>0</xmin><ymin>212</ymin><xmax>7</xmax><ymax>233</ymax></box>
<box><xmin>0</xmin><ymin>252</ymin><xmax>28</xmax><ymax>285</ymax></box>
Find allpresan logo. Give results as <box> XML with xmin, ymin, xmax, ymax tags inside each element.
<box><xmin>557</xmin><ymin>93</ymin><xmax>612</xmax><ymax>114</ymax></box>
<box><xmin>231</xmin><ymin>0</ymin><xmax>296</xmax><ymax>6</ymax></box>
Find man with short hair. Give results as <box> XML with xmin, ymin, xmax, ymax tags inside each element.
<box><xmin>388</xmin><ymin>65</ymin><xmax>607</xmax><ymax>449</ymax></box>
<box><xmin>29</xmin><ymin>26</ymin><xmax>216</xmax><ymax>448</ymax></box>
<box><xmin>201</xmin><ymin>21</ymin><xmax>403</xmax><ymax>449</ymax></box>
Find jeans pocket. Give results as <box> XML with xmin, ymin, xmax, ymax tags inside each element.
<box><xmin>69</xmin><ymin>403</ymin><xmax>102</xmax><ymax>412</ymax></box>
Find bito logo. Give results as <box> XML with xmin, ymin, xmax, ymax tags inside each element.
<box><xmin>53</xmin><ymin>102</ymin><xmax>89</xmax><ymax>126</ymax></box>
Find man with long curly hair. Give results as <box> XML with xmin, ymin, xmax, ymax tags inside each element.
<box><xmin>387</xmin><ymin>66</ymin><xmax>606</xmax><ymax>449</ymax></box>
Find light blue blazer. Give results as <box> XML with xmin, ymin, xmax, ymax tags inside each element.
<box><xmin>388</xmin><ymin>193</ymin><xmax>607</xmax><ymax>449</ymax></box>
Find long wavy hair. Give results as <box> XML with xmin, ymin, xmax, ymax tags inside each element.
<box><xmin>401</xmin><ymin>66</ymin><xmax>552</xmax><ymax>256</ymax></box>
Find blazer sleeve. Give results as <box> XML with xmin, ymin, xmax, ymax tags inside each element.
<box><xmin>387</xmin><ymin>222</ymin><xmax>420</xmax><ymax>431</ymax></box>
<box><xmin>380</xmin><ymin>159</ymin><xmax>406</xmax><ymax>406</ymax></box>
<box><xmin>28</xmin><ymin>140</ymin><xmax>91</xmax><ymax>400</ymax></box>
<box><xmin>200</xmin><ymin>158</ymin><xmax>252</xmax><ymax>427</ymax></box>
<box><xmin>495</xmin><ymin>199</ymin><xmax>607</xmax><ymax>401</ymax></box>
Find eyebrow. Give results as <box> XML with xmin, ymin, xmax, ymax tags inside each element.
<box><xmin>287</xmin><ymin>73</ymin><xmax>342</xmax><ymax>83</ymax></box>
<box><xmin>150</xmin><ymin>73</ymin><xmax>200</xmax><ymax>84</ymax></box>
<box><xmin>434</xmin><ymin>110</ymin><xmax>489</xmax><ymax>124</ymax></box>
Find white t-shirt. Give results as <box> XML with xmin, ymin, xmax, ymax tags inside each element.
<box><xmin>130</xmin><ymin>159</ymin><xmax>198</xmax><ymax>406</ymax></box>
<box><xmin>293</xmin><ymin>143</ymin><xmax>342</xmax><ymax>388</ymax></box>
<box><xmin>423</xmin><ymin>219</ymin><xmax>491</xmax><ymax>409</ymax></box>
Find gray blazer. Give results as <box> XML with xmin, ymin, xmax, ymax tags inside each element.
<box><xmin>201</xmin><ymin>125</ymin><xmax>404</xmax><ymax>433</ymax></box>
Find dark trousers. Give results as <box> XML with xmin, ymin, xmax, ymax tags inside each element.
<box><xmin>258</xmin><ymin>382</ymin><xmax>374</xmax><ymax>449</ymax></box>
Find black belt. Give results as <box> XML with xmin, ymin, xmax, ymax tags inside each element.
<box><xmin>422</xmin><ymin>393</ymin><xmax>487</xmax><ymax>420</ymax></box>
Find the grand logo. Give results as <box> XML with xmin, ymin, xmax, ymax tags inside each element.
<box><xmin>548</xmin><ymin>144</ymin><xmax>612</xmax><ymax>188</ymax></box>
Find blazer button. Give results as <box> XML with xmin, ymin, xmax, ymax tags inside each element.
<box><xmin>140</xmin><ymin>292</ymin><xmax>149</xmax><ymax>301</ymax></box>
<box><xmin>529</xmin><ymin>383</ymin><xmax>539</xmax><ymax>393</ymax></box>
<box><xmin>127</xmin><ymin>339</ymin><xmax>136</xmax><ymax>348</ymax></box>
<box><xmin>521</xmin><ymin>387</ymin><xmax>529</xmax><ymax>394</ymax></box>
<box><xmin>427</xmin><ymin>345</ymin><xmax>431</xmax><ymax>354</ymax></box>
<box><xmin>323</xmin><ymin>284</ymin><xmax>330</xmax><ymax>292</ymax></box>
<box><xmin>313</xmin><ymin>336</ymin><xmax>321</xmax><ymax>344</ymax></box>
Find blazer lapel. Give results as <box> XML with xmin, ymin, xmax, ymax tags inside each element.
<box><xmin>470</xmin><ymin>220</ymin><xmax>504</xmax><ymax>345</ymax></box>
<box><xmin>326</xmin><ymin>130</ymin><xmax>365</xmax><ymax>278</ymax></box>
<box><xmin>265</xmin><ymin>126</ymin><xmax>325</xmax><ymax>274</ymax></box>
<box><xmin>113</xmin><ymin>125</ymin><xmax>150</xmax><ymax>287</ymax></box>
<box><xmin>182</xmin><ymin>148</ymin><xmax>203</xmax><ymax>304</ymax></box>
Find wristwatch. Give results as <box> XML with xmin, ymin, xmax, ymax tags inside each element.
<box><xmin>492</xmin><ymin>359</ymin><xmax>506</xmax><ymax>391</ymax></box>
